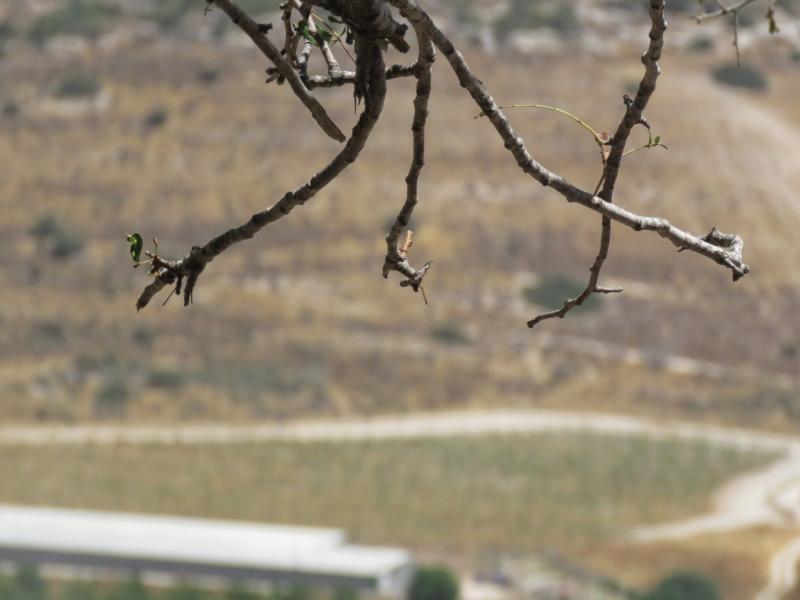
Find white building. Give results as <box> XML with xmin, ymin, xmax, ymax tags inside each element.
<box><xmin>0</xmin><ymin>505</ymin><xmax>414</xmax><ymax>597</ymax></box>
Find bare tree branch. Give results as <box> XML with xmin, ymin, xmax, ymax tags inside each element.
<box><xmin>135</xmin><ymin>0</ymin><xmax>750</xmax><ymax>333</ymax></box>
<box><xmin>531</xmin><ymin>0</ymin><xmax>667</xmax><ymax>328</ymax></box>
<box><xmin>306</xmin><ymin>63</ymin><xmax>417</xmax><ymax>89</ymax></box>
<box><xmin>209</xmin><ymin>0</ymin><xmax>346</xmax><ymax>142</ymax></box>
<box><xmin>388</xmin><ymin>0</ymin><xmax>749</xmax><ymax>294</ymax></box>
<box><xmin>693</xmin><ymin>0</ymin><xmax>779</xmax><ymax>64</ymax></box>
<box><xmin>136</xmin><ymin>27</ymin><xmax>388</xmax><ymax>310</ymax></box>
<box><xmin>382</xmin><ymin>21</ymin><xmax>435</xmax><ymax>295</ymax></box>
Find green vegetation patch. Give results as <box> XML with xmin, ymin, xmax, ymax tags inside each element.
<box><xmin>0</xmin><ymin>567</ymin><xmax>331</xmax><ymax>600</ymax></box>
<box><xmin>711</xmin><ymin>64</ymin><xmax>768</xmax><ymax>91</ymax></box>
<box><xmin>0</xmin><ymin>433</ymin><xmax>774</xmax><ymax>553</ymax></box>
<box><xmin>29</xmin><ymin>0</ymin><xmax>120</xmax><ymax>45</ymax></box>
<box><xmin>54</xmin><ymin>72</ymin><xmax>101</xmax><ymax>99</ymax></box>
<box><xmin>409</xmin><ymin>566</ymin><xmax>459</xmax><ymax>600</ymax></box>
<box><xmin>637</xmin><ymin>572</ymin><xmax>721</xmax><ymax>600</ymax></box>
<box><xmin>523</xmin><ymin>275</ymin><xmax>601</xmax><ymax>313</ymax></box>
<box><xmin>430</xmin><ymin>323</ymin><xmax>470</xmax><ymax>345</ymax></box>
<box><xmin>29</xmin><ymin>215</ymin><xmax>85</xmax><ymax>259</ymax></box>
<box><xmin>494</xmin><ymin>0</ymin><xmax>580</xmax><ymax>39</ymax></box>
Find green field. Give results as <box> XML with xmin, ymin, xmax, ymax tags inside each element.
<box><xmin>0</xmin><ymin>433</ymin><xmax>775</xmax><ymax>555</ymax></box>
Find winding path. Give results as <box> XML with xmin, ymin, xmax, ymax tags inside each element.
<box><xmin>2</xmin><ymin>409</ymin><xmax>799</xmax><ymax>598</ymax></box>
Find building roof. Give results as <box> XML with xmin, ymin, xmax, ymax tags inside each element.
<box><xmin>0</xmin><ymin>505</ymin><xmax>411</xmax><ymax>579</ymax></box>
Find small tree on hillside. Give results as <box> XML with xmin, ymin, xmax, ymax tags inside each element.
<box><xmin>641</xmin><ymin>572</ymin><xmax>721</xmax><ymax>600</ymax></box>
<box><xmin>408</xmin><ymin>565</ymin><xmax>459</xmax><ymax>600</ymax></box>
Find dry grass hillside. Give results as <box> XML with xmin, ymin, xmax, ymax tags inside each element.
<box><xmin>0</xmin><ymin>0</ymin><xmax>798</xmax><ymax>427</ymax></box>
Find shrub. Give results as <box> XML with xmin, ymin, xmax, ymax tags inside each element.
<box><xmin>522</xmin><ymin>275</ymin><xmax>601</xmax><ymax>313</ymax></box>
<box><xmin>94</xmin><ymin>373</ymin><xmax>130</xmax><ymax>416</ymax></box>
<box><xmin>148</xmin><ymin>0</ymin><xmax>198</xmax><ymax>31</ymax></box>
<box><xmin>687</xmin><ymin>34</ymin><xmax>713</xmax><ymax>53</ymax></box>
<box><xmin>0</xmin><ymin>22</ymin><xmax>13</xmax><ymax>56</ymax></box>
<box><xmin>430</xmin><ymin>323</ymin><xmax>469</xmax><ymax>345</ymax></box>
<box><xmin>34</xmin><ymin>320</ymin><xmax>65</xmax><ymax>343</ymax></box>
<box><xmin>452</xmin><ymin>0</ymin><xmax>477</xmax><ymax>24</ymax></box>
<box><xmin>782</xmin><ymin>342</ymin><xmax>799</xmax><ymax>359</ymax></box>
<box><xmin>0</xmin><ymin>22</ymin><xmax>13</xmax><ymax>43</ymax></box>
<box><xmin>146</xmin><ymin>368</ymin><xmax>187</xmax><ymax>389</ymax></box>
<box><xmin>711</xmin><ymin>63</ymin><xmax>768</xmax><ymax>91</ymax></box>
<box><xmin>2</xmin><ymin>99</ymin><xmax>19</xmax><ymax>117</ymax></box>
<box><xmin>408</xmin><ymin>566</ymin><xmax>459</xmax><ymax>600</ymax></box>
<box><xmin>106</xmin><ymin>578</ymin><xmax>152</xmax><ymax>600</ymax></box>
<box><xmin>281</xmin><ymin>586</ymin><xmax>311</xmax><ymax>600</ymax></box>
<box><xmin>494</xmin><ymin>1</ymin><xmax>580</xmax><ymax>39</ymax></box>
<box><xmin>164</xmin><ymin>585</ymin><xmax>214</xmax><ymax>600</ymax></box>
<box><xmin>131</xmin><ymin>326</ymin><xmax>156</xmax><ymax>347</ymax></box>
<box><xmin>60</xmin><ymin>581</ymin><xmax>103</xmax><ymax>600</ymax></box>
<box><xmin>29</xmin><ymin>215</ymin><xmax>59</xmax><ymax>239</ymax></box>
<box><xmin>50</xmin><ymin>227</ymin><xmax>85</xmax><ymax>258</ymax></box>
<box><xmin>332</xmin><ymin>589</ymin><xmax>360</xmax><ymax>600</ymax></box>
<box><xmin>197</xmin><ymin>67</ymin><xmax>220</xmax><ymax>84</ymax></box>
<box><xmin>225</xmin><ymin>585</ymin><xmax>260</xmax><ymax>600</ymax></box>
<box><xmin>642</xmin><ymin>572</ymin><xmax>720</xmax><ymax>600</ymax></box>
<box><xmin>143</xmin><ymin>106</ymin><xmax>169</xmax><ymax>129</ymax></box>
<box><xmin>29</xmin><ymin>0</ymin><xmax>120</xmax><ymax>45</ymax></box>
<box><xmin>13</xmin><ymin>564</ymin><xmax>46</xmax><ymax>600</ymax></box>
<box><xmin>55</xmin><ymin>71</ymin><xmax>101</xmax><ymax>99</ymax></box>
<box><xmin>29</xmin><ymin>215</ymin><xmax>84</xmax><ymax>259</ymax></box>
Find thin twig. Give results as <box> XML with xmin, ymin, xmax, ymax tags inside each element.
<box><xmin>210</xmin><ymin>0</ymin><xmax>345</xmax><ymax>142</ymax></box>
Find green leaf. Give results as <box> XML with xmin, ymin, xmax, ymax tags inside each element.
<box><xmin>296</xmin><ymin>20</ymin><xmax>318</xmax><ymax>46</ymax></box>
<box><xmin>127</xmin><ymin>233</ymin><xmax>143</xmax><ymax>262</ymax></box>
<box><xmin>653</xmin><ymin>135</ymin><xmax>661</xmax><ymax>145</ymax></box>
<box><xmin>767</xmin><ymin>7</ymin><xmax>780</xmax><ymax>34</ymax></box>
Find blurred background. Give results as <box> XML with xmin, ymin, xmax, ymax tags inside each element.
<box><xmin>0</xmin><ymin>0</ymin><xmax>799</xmax><ymax>598</ymax></box>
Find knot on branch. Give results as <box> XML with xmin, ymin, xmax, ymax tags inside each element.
<box><xmin>336</xmin><ymin>0</ymin><xmax>410</xmax><ymax>53</ymax></box>
<box><xmin>135</xmin><ymin>245</ymin><xmax>209</xmax><ymax>311</ymax></box>
<box><xmin>383</xmin><ymin>230</ymin><xmax>431</xmax><ymax>304</ymax></box>
<box><xmin>699</xmin><ymin>227</ymin><xmax>750</xmax><ymax>281</ymax></box>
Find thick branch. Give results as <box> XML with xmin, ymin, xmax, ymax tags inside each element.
<box><xmin>210</xmin><ymin>0</ymin><xmax>346</xmax><ymax>142</ymax></box>
<box><xmin>388</xmin><ymin>0</ymin><xmax>749</xmax><ymax>284</ymax></box>
<box><xmin>136</xmin><ymin>38</ymin><xmax>388</xmax><ymax>310</ymax></box>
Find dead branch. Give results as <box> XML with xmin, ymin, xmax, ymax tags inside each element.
<box><xmin>136</xmin><ymin>1</ymin><xmax>389</xmax><ymax>310</ymax></box>
<box><xmin>135</xmin><ymin>0</ymin><xmax>750</xmax><ymax>333</ymax></box>
<box><xmin>382</xmin><ymin>19</ymin><xmax>435</xmax><ymax>297</ymax></box>
<box><xmin>389</xmin><ymin>0</ymin><xmax>748</xmax><ymax>286</ymax></box>
<box><xmin>529</xmin><ymin>0</ymin><xmax>666</xmax><ymax>328</ymax></box>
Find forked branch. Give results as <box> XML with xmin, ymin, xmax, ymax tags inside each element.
<box><xmin>382</xmin><ymin>21</ymin><xmax>435</xmax><ymax>297</ymax></box>
<box><xmin>388</xmin><ymin>0</ymin><xmax>748</xmax><ymax>291</ymax></box>
<box><xmin>135</xmin><ymin>0</ymin><xmax>749</xmax><ymax>333</ymax></box>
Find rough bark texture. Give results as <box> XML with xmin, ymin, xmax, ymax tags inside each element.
<box><xmin>135</xmin><ymin>0</ymin><xmax>749</xmax><ymax>331</ymax></box>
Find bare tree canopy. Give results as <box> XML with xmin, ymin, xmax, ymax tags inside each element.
<box><xmin>133</xmin><ymin>0</ymin><xmax>750</xmax><ymax>329</ymax></box>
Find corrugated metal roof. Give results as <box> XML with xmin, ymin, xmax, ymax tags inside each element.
<box><xmin>0</xmin><ymin>505</ymin><xmax>410</xmax><ymax>578</ymax></box>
